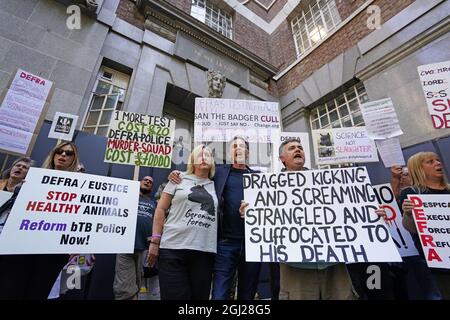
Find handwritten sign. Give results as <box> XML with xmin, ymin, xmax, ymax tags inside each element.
<box><xmin>243</xmin><ymin>168</ymin><xmax>402</xmax><ymax>263</ymax></box>
<box><xmin>105</xmin><ymin>111</ymin><xmax>175</xmax><ymax>168</ymax></box>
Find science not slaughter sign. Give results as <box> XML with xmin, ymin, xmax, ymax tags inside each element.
<box><xmin>243</xmin><ymin>167</ymin><xmax>402</xmax><ymax>263</ymax></box>
<box><xmin>105</xmin><ymin>111</ymin><xmax>175</xmax><ymax>168</ymax></box>
<box><xmin>0</xmin><ymin>168</ymin><xmax>139</xmax><ymax>254</ymax></box>
<box><xmin>194</xmin><ymin>98</ymin><xmax>281</xmax><ymax>143</ymax></box>
<box><xmin>409</xmin><ymin>194</ymin><xmax>450</xmax><ymax>269</ymax></box>
<box><xmin>372</xmin><ymin>184</ymin><xmax>418</xmax><ymax>257</ymax></box>
<box><xmin>312</xmin><ymin>127</ymin><xmax>378</xmax><ymax>165</ymax></box>
<box><xmin>417</xmin><ymin>60</ymin><xmax>450</xmax><ymax>129</ymax></box>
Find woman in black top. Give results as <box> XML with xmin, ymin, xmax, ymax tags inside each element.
<box><xmin>399</xmin><ymin>152</ymin><xmax>450</xmax><ymax>299</ymax></box>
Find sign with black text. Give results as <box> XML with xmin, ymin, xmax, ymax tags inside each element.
<box><xmin>0</xmin><ymin>168</ymin><xmax>139</xmax><ymax>254</ymax></box>
<box><xmin>312</xmin><ymin>127</ymin><xmax>378</xmax><ymax>165</ymax></box>
<box><xmin>372</xmin><ymin>184</ymin><xmax>418</xmax><ymax>257</ymax></box>
<box><xmin>417</xmin><ymin>60</ymin><xmax>450</xmax><ymax>129</ymax></box>
<box><xmin>243</xmin><ymin>168</ymin><xmax>402</xmax><ymax>263</ymax></box>
<box><xmin>105</xmin><ymin>111</ymin><xmax>175</xmax><ymax>168</ymax></box>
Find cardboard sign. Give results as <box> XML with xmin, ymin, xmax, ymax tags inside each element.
<box><xmin>271</xmin><ymin>131</ymin><xmax>312</xmax><ymax>171</ymax></box>
<box><xmin>409</xmin><ymin>194</ymin><xmax>450</xmax><ymax>269</ymax></box>
<box><xmin>360</xmin><ymin>98</ymin><xmax>403</xmax><ymax>139</ymax></box>
<box><xmin>0</xmin><ymin>168</ymin><xmax>140</xmax><ymax>254</ymax></box>
<box><xmin>243</xmin><ymin>167</ymin><xmax>402</xmax><ymax>263</ymax></box>
<box><xmin>312</xmin><ymin>127</ymin><xmax>378</xmax><ymax>165</ymax></box>
<box><xmin>417</xmin><ymin>61</ymin><xmax>450</xmax><ymax>129</ymax></box>
<box><xmin>194</xmin><ymin>98</ymin><xmax>281</xmax><ymax>143</ymax></box>
<box><xmin>372</xmin><ymin>184</ymin><xmax>418</xmax><ymax>257</ymax></box>
<box><xmin>48</xmin><ymin>112</ymin><xmax>78</xmax><ymax>141</ymax></box>
<box><xmin>105</xmin><ymin>111</ymin><xmax>175</xmax><ymax>168</ymax></box>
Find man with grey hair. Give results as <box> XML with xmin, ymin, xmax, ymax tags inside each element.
<box><xmin>276</xmin><ymin>137</ymin><xmax>356</xmax><ymax>300</ymax></box>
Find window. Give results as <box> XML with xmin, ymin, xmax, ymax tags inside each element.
<box><xmin>291</xmin><ymin>0</ymin><xmax>341</xmax><ymax>57</ymax></box>
<box><xmin>82</xmin><ymin>67</ymin><xmax>130</xmax><ymax>136</ymax></box>
<box><xmin>191</xmin><ymin>0</ymin><xmax>233</xmax><ymax>39</ymax></box>
<box><xmin>310</xmin><ymin>83</ymin><xmax>369</xmax><ymax>169</ymax></box>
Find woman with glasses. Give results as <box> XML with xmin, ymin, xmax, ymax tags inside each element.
<box><xmin>0</xmin><ymin>142</ymin><xmax>81</xmax><ymax>299</ymax></box>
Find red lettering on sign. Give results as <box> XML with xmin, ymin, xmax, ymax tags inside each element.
<box><xmin>427</xmin><ymin>248</ymin><xmax>442</xmax><ymax>262</ymax></box>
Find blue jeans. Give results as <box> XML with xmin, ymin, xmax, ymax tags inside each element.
<box><xmin>212</xmin><ymin>238</ymin><xmax>261</xmax><ymax>300</ymax></box>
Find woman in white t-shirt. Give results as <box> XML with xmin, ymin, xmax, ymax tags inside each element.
<box><xmin>148</xmin><ymin>144</ymin><xmax>218</xmax><ymax>300</ymax></box>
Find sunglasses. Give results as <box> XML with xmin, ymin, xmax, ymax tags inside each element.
<box><xmin>55</xmin><ymin>148</ymin><xmax>75</xmax><ymax>157</ymax></box>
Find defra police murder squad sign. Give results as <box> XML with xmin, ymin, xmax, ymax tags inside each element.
<box><xmin>243</xmin><ymin>167</ymin><xmax>402</xmax><ymax>263</ymax></box>
<box><xmin>105</xmin><ymin>111</ymin><xmax>175</xmax><ymax>168</ymax></box>
<box><xmin>0</xmin><ymin>168</ymin><xmax>139</xmax><ymax>254</ymax></box>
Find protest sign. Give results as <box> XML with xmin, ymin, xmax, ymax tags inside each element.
<box><xmin>243</xmin><ymin>167</ymin><xmax>402</xmax><ymax>263</ymax></box>
<box><xmin>312</xmin><ymin>127</ymin><xmax>378</xmax><ymax>165</ymax></box>
<box><xmin>0</xmin><ymin>168</ymin><xmax>140</xmax><ymax>254</ymax></box>
<box><xmin>194</xmin><ymin>98</ymin><xmax>280</xmax><ymax>143</ymax></box>
<box><xmin>417</xmin><ymin>60</ymin><xmax>450</xmax><ymax>129</ymax></box>
<box><xmin>375</xmin><ymin>138</ymin><xmax>405</xmax><ymax>168</ymax></box>
<box><xmin>360</xmin><ymin>98</ymin><xmax>403</xmax><ymax>139</ymax></box>
<box><xmin>9</xmin><ymin>69</ymin><xmax>53</xmax><ymax>101</ymax></box>
<box><xmin>271</xmin><ymin>131</ymin><xmax>311</xmax><ymax>171</ymax></box>
<box><xmin>48</xmin><ymin>112</ymin><xmax>78</xmax><ymax>141</ymax></box>
<box><xmin>105</xmin><ymin>110</ymin><xmax>175</xmax><ymax>168</ymax></box>
<box><xmin>372</xmin><ymin>184</ymin><xmax>418</xmax><ymax>257</ymax></box>
<box><xmin>0</xmin><ymin>69</ymin><xmax>53</xmax><ymax>156</ymax></box>
<box><xmin>409</xmin><ymin>194</ymin><xmax>450</xmax><ymax>269</ymax></box>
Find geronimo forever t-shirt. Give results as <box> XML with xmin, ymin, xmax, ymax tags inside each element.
<box><xmin>160</xmin><ymin>173</ymin><xmax>218</xmax><ymax>253</ymax></box>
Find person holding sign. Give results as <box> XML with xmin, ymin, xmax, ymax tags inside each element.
<box><xmin>147</xmin><ymin>145</ymin><xmax>218</xmax><ymax>300</ymax></box>
<box><xmin>0</xmin><ymin>142</ymin><xmax>80</xmax><ymax>299</ymax></box>
<box><xmin>113</xmin><ymin>176</ymin><xmax>156</xmax><ymax>300</ymax></box>
<box><xmin>399</xmin><ymin>152</ymin><xmax>450</xmax><ymax>299</ymax></box>
<box><xmin>0</xmin><ymin>157</ymin><xmax>34</xmax><ymax>192</ymax></box>
<box><xmin>258</xmin><ymin>138</ymin><xmax>356</xmax><ymax>300</ymax></box>
<box><xmin>168</xmin><ymin>136</ymin><xmax>262</xmax><ymax>300</ymax></box>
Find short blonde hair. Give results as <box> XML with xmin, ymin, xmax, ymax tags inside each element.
<box><xmin>407</xmin><ymin>152</ymin><xmax>450</xmax><ymax>191</ymax></box>
<box><xmin>186</xmin><ymin>145</ymin><xmax>215</xmax><ymax>179</ymax></box>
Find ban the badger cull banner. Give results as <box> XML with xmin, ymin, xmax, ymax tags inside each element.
<box><xmin>105</xmin><ymin>110</ymin><xmax>175</xmax><ymax>168</ymax></box>
<box><xmin>0</xmin><ymin>168</ymin><xmax>139</xmax><ymax>254</ymax></box>
<box><xmin>243</xmin><ymin>167</ymin><xmax>402</xmax><ymax>263</ymax></box>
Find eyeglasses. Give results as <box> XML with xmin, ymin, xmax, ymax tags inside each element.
<box><xmin>55</xmin><ymin>148</ymin><xmax>75</xmax><ymax>157</ymax></box>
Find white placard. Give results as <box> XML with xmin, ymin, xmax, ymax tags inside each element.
<box><xmin>375</xmin><ymin>138</ymin><xmax>405</xmax><ymax>168</ymax></box>
<box><xmin>194</xmin><ymin>98</ymin><xmax>281</xmax><ymax>143</ymax></box>
<box><xmin>0</xmin><ymin>191</ymin><xmax>12</xmax><ymax>208</ymax></box>
<box><xmin>271</xmin><ymin>131</ymin><xmax>312</xmax><ymax>171</ymax></box>
<box><xmin>417</xmin><ymin>61</ymin><xmax>450</xmax><ymax>129</ymax></box>
<box><xmin>48</xmin><ymin>112</ymin><xmax>79</xmax><ymax>141</ymax></box>
<box><xmin>360</xmin><ymin>98</ymin><xmax>403</xmax><ymax>139</ymax></box>
<box><xmin>409</xmin><ymin>194</ymin><xmax>450</xmax><ymax>269</ymax></box>
<box><xmin>105</xmin><ymin>111</ymin><xmax>175</xmax><ymax>168</ymax></box>
<box><xmin>372</xmin><ymin>184</ymin><xmax>418</xmax><ymax>257</ymax></box>
<box><xmin>243</xmin><ymin>167</ymin><xmax>402</xmax><ymax>263</ymax></box>
<box><xmin>0</xmin><ymin>124</ymin><xmax>33</xmax><ymax>155</ymax></box>
<box><xmin>312</xmin><ymin>127</ymin><xmax>378</xmax><ymax>165</ymax></box>
<box><xmin>9</xmin><ymin>69</ymin><xmax>53</xmax><ymax>101</ymax></box>
<box><xmin>0</xmin><ymin>168</ymin><xmax>140</xmax><ymax>254</ymax></box>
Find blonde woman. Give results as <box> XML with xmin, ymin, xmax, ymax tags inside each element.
<box><xmin>399</xmin><ymin>152</ymin><xmax>450</xmax><ymax>299</ymax></box>
<box><xmin>0</xmin><ymin>142</ymin><xmax>81</xmax><ymax>299</ymax></box>
<box><xmin>148</xmin><ymin>145</ymin><xmax>218</xmax><ymax>300</ymax></box>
